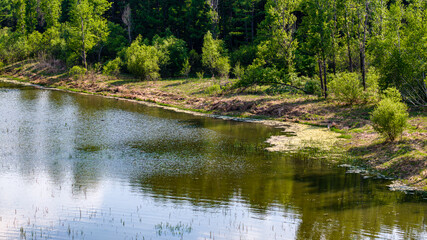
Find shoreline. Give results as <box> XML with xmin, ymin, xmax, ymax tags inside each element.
<box><xmin>0</xmin><ymin>62</ymin><xmax>425</xmax><ymax>191</ymax></box>
<box><xmin>0</xmin><ymin>77</ymin><xmax>342</xmax><ymax>153</ymax></box>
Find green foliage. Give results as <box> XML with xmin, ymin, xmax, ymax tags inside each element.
<box><xmin>1</xmin><ymin>0</ymin><xmax>426</xmax><ymax>107</ymax></box>
<box><xmin>382</xmin><ymin>87</ymin><xmax>403</xmax><ymax>103</ymax></box>
<box><xmin>233</xmin><ymin>62</ymin><xmax>244</xmax><ymax>79</ymax></box>
<box><xmin>237</xmin><ymin>59</ymin><xmax>283</xmax><ymax>88</ymax></box>
<box><xmin>180</xmin><ymin>58</ymin><xmax>191</xmax><ymax>78</ymax></box>
<box><xmin>0</xmin><ymin>60</ymin><xmax>4</xmax><ymax>72</ymax></box>
<box><xmin>0</xmin><ymin>0</ymin><xmax>12</xmax><ymax>24</ymax></box>
<box><xmin>230</xmin><ymin>44</ymin><xmax>257</xmax><ymax>67</ymax></box>
<box><xmin>100</xmin><ymin>22</ymin><xmax>128</xmax><ymax>60</ymax></box>
<box><xmin>40</xmin><ymin>0</ymin><xmax>62</xmax><ymax>28</ymax></box>
<box><xmin>69</xmin><ymin>65</ymin><xmax>87</xmax><ymax>78</ymax></box>
<box><xmin>102</xmin><ymin>58</ymin><xmax>122</xmax><ymax>76</ymax></box>
<box><xmin>202</xmin><ymin>31</ymin><xmax>230</xmax><ymax>78</ymax></box>
<box><xmin>371</xmin><ymin>98</ymin><xmax>408</xmax><ymax>142</ymax></box>
<box><xmin>257</xmin><ymin>0</ymin><xmax>299</xmax><ymax>74</ymax></box>
<box><xmin>27</xmin><ymin>31</ymin><xmax>43</xmax><ymax>54</ymax></box>
<box><xmin>68</xmin><ymin>0</ymin><xmax>111</xmax><ymax>68</ymax></box>
<box><xmin>196</xmin><ymin>71</ymin><xmax>204</xmax><ymax>80</ymax></box>
<box><xmin>0</xmin><ymin>28</ymin><xmax>32</xmax><ymax>63</ymax></box>
<box><xmin>205</xmin><ymin>84</ymin><xmax>222</xmax><ymax>95</ymax></box>
<box><xmin>215</xmin><ymin>56</ymin><xmax>231</xmax><ymax>78</ymax></box>
<box><xmin>124</xmin><ymin>37</ymin><xmax>160</xmax><ymax>80</ymax></box>
<box><xmin>363</xmin><ymin>68</ymin><xmax>381</xmax><ymax>103</ymax></box>
<box><xmin>330</xmin><ymin>72</ymin><xmax>363</xmax><ymax>104</ymax></box>
<box><xmin>153</xmin><ymin>35</ymin><xmax>188</xmax><ymax>77</ymax></box>
<box><xmin>369</xmin><ymin>0</ymin><xmax>427</xmax><ymax>105</ymax></box>
<box><xmin>304</xmin><ymin>78</ymin><xmax>321</xmax><ymax>96</ymax></box>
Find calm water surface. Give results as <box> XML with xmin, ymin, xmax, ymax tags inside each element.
<box><xmin>0</xmin><ymin>82</ymin><xmax>426</xmax><ymax>239</ymax></box>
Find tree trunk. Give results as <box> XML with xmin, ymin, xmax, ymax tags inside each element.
<box><xmin>361</xmin><ymin>1</ymin><xmax>368</xmax><ymax>91</ymax></box>
<box><xmin>345</xmin><ymin>5</ymin><xmax>353</xmax><ymax>72</ymax></box>
<box><xmin>127</xmin><ymin>24</ymin><xmax>132</xmax><ymax>44</ymax></box>
<box><xmin>81</xmin><ymin>17</ymin><xmax>87</xmax><ymax>69</ymax></box>
<box><xmin>98</xmin><ymin>45</ymin><xmax>104</xmax><ymax>63</ymax></box>
<box><xmin>318</xmin><ymin>59</ymin><xmax>324</xmax><ymax>97</ymax></box>
<box><xmin>332</xmin><ymin>0</ymin><xmax>337</xmax><ymax>75</ymax></box>
<box><xmin>323</xmin><ymin>58</ymin><xmax>328</xmax><ymax>98</ymax></box>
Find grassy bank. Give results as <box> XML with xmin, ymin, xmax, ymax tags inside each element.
<box><xmin>1</xmin><ymin>60</ymin><xmax>426</xmax><ymax>190</ymax></box>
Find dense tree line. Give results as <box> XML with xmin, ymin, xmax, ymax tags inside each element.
<box><xmin>0</xmin><ymin>0</ymin><xmax>426</xmax><ymax>105</ymax></box>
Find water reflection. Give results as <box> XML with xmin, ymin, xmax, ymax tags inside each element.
<box><xmin>0</xmin><ymin>82</ymin><xmax>426</xmax><ymax>239</ymax></box>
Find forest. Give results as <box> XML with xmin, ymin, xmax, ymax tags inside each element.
<box><xmin>0</xmin><ymin>0</ymin><xmax>426</xmax><ymax>107</ymax></box>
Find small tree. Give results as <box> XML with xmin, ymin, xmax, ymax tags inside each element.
<box><xmin>125</xmin><ymin>37</ymin><xmax>160</xmax><ymax>80</ymax></box>
<box><xmin>371</xmin><ymin>88</ymin><xmax>408</xmax><ymax>141</ymax></box>
<box><xmin>202</xmin><ymin>31</ymin><xmax>230</xmax><ymax>78</ymax></box>
<box><xmin>103</xmin><ymin>57</ymin><xmax>122</xmax><ymax>76</ymax></box>
<box><xmin>153</xmin><ymin>35</ymin><xmax>188</xmax><ymax>77</ymax></box>
<box><xmin>68</xmin><ymin>0</ymin><xmax>111</xmax><ymax>69</ymax></box>
<box><xmin>330</xmin><ymin>72</ymin><xmax>363</xmax><ymax>104</ymax></box>
<box><xmin>180</xmin><ymin>58</ymin><xmax>191</xmax><ymax>78</ymax></box>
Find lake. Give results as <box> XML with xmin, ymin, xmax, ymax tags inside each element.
<box><xmin>0</xmin><ymin>81</ymin><xmax>426</xmax><ymax>239</ymax></box>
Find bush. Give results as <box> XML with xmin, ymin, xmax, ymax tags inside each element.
<box><xmin>215</xmin><ymin>56</ymin><xmax>230</xmax><ymax>78</ymax></box>
<box><xmin>0</xmin><ymin>28</ymin><xmax>30</xmax><ymax>63</ymax></box>
<box><xmin>153</xmin><ymin>35</ymin><xmax>188</xmax><ymax>77</ymax></box>
<box><xmin>330</xmin><ymin>72</ymin><xmax>363</xmax><ymax>104</ymax></box>
<box><xmin>103</xmin><ymin>58</ymin><xmax>122</xmax><ymax>76</ymax></box>
<box><xmin>180</xmin><ymin>58</ymin><xmax>191</xmax><ymax>77</ymax></box>
<box><xmin>382</xmin><ymin>87</ymin><xmax>402</xmax><ymax>103</ymax></box>
<box><xmin>202</xmin><ymin>31</ymin><xmax>230</xmax><ymax>78</ymax></box>
<box><xmin>363</xmin><ymin>68</ymin><xmax>380</xmax><ymax>103</ymax></box>
<box><xmin>371</xmin><ymin>97</ymin><xmax>408</xmax><ymax>141</ymax></box>
<box><xmin>196</xmin><ymin>71</ymin><xmax>204</xmax><ymax>80</ymax></box>
<box><xmin>0</xmin><ymin>61</ymin><xmax>4</xmax><ymax>72</ymax></box>
<box><xmin>304</xmin><ymin>78</ymin><xmax>321</xmax><ymax>96</ymax></box>
<box><xmin>125</xmin><ymin>37</ymin><xmax>160</xmax><ymax>80</ymax></box>
<box><xmin>230</xmin><ymin>44</ymin><xmax>257</xmax><ymax>67</ymax></box>
<box><xmin>236</xmin><ymin>59</ymin><xmax>282</xmax><ymax>88</ymax></box>
<box><xmin>27</xmin><ymin>31</ymin><xmax>43</xmax><ymax>56</ymax></box>
<box><xmin>205</xmin><ymin>84</ymin><xmax>221</xmax><ymax>95</ymax></box>
<box><xmin>69</xmin><ymin>65</ymin><xmax>87</xmax><ymax>79</ymax></box>
<box><xmin>233</xmin><ymin>62</ymin><xmax>244</xmax><ymax>79</ymax></box>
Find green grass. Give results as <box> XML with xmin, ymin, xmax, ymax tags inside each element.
<box><xmin>338</xmin><ymin>134</ymin><xmax>353</xmax><ymax>139</ymax></box>
<box><xmin>330</xmin><ymin>127</ymin><xmax>346</xmax><ymax>134</ymax></box>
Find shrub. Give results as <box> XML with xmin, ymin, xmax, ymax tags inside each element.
<box><xmin>153</xmin><ymin>35</ymin><xmax>188</xmax><ymax>77</ymax></box>
<box><xmin>202</xmin><ymin>31</ymin><xmax>230</xmax><ymax>78</ymax></box>
<box><xmin>196</xmin><ymin>71</ymin><xmax>204</xmax><ymax>80</ymax></box>
<box><xmin>103</xmin><ymin>58</ymin><xmax>122</xmax><ymax>76</ymax></box>
<box><xmin>215</xmin><ymin>56</ymin><xmax>230</xmax><ymax>78</ymax></box>
<box><xmin>304</xmin><ymin>78</ymin><xmax>321</xmax><ymax>96</ymax></box>
<box><xmin>125</xmin><ymin>37</ymin><xmax>160</xmax><ymax>80</ymax></box>
<box><xmin>69</xmin><ymin>65</ymin><xmax>87</xmax><ymax>79</ymax></box>
<box><xmin>0</xmin><ymin>28</ymin><xmax>30</xmax><ymax>63</ymax></box>
<box><xmin>230</xmin><ymin>44</ymin><xmax>257</xmax><ymax>67</ymax></box>
<box><xmin>0</xmin><ymin>60</ymin><xmax>4</xmax><ymax>72</ymax></box>
<box><xmin>371</xmin><ymin>97</ymin><xmax>408</xmax><ymax>141</ymax></box>
<box><xmin>233</xmin><ymin>62</ymin><xmax>244</xmax><ymax>79</ymax></box>
<box><xmin>362</xmin><ymin>68</ymin><xmax>380</xmax><ymax>103</ymax></box>
<box><xmin>27</xmin><ymin>31</ymin><xmax>43</xmax><ymax>56</ymax></box>
<box><xmin>205</xmin><ymin>84</ymin><xmax>221</xmax><ymax>95</ymax></box>
<box><xmin>382</xmin><ymin>87</ymin><xmax>402</xmax><ymax>103</ymax></box>
<box><xmin>237</xmin><ymin>59</ymin><xmax>282</xmax><ymax>88</ymax></box>
<box><xmin>330</xmin><ymin>72</ymin><xmax>363</xmax><ymax>104</ymax></box>
<box><xmin>180</xmin><ymin>58</ymin><xmax>191</xmax><ymax>77</ymax></box>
